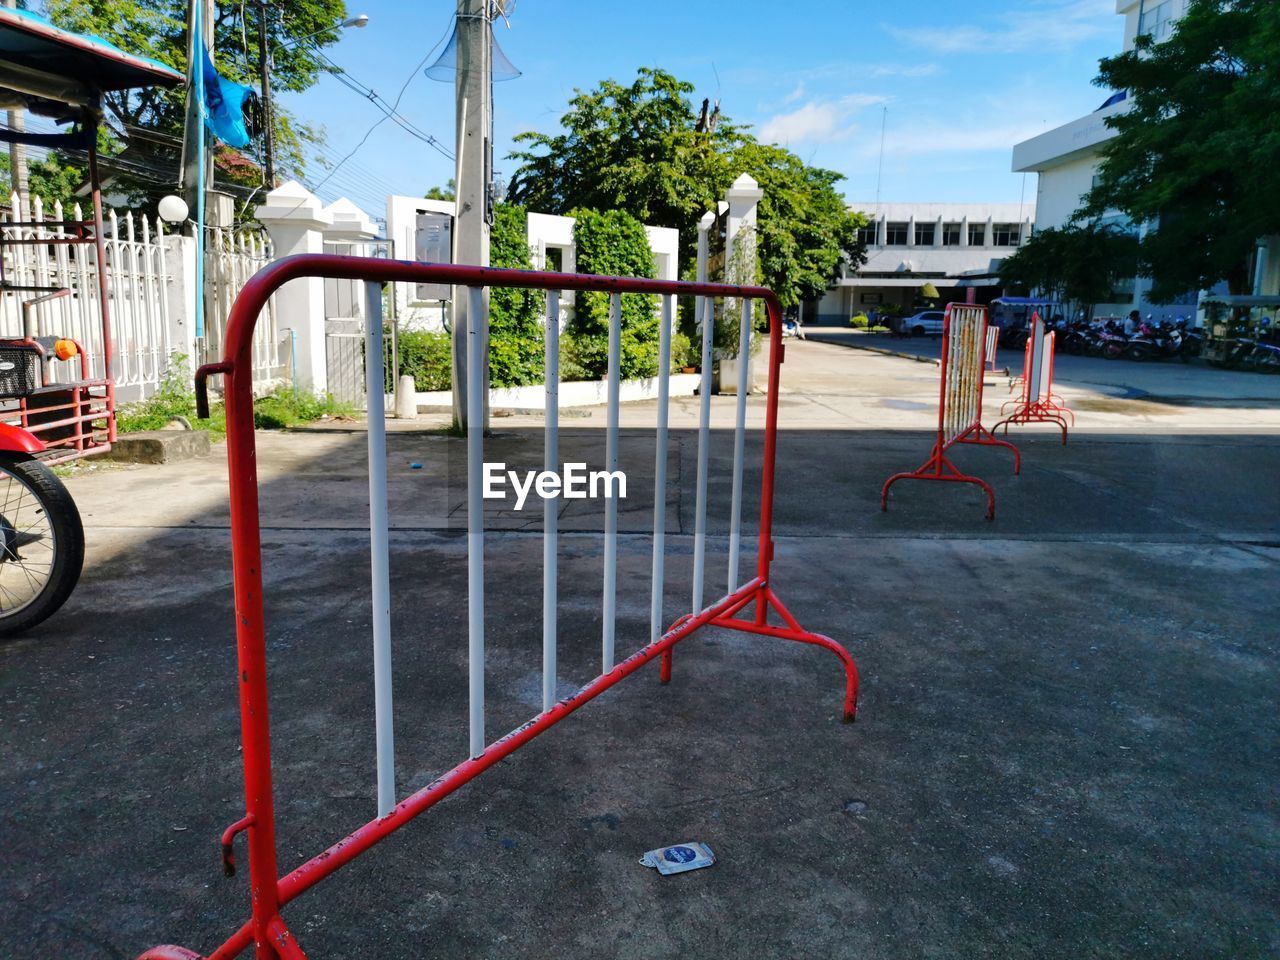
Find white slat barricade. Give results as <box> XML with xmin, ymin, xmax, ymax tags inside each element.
<box><xmin>882</xmin><ymin>303</ymin><xmax>1020</xmax><ymax>520</ymax></box>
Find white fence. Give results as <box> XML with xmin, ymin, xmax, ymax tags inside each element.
<box><xmin>0</xmin><ymin>196</ymin><xmax>173</xmax><ymax>393</ymax></box>
<box><xmin>0</xmin><ymin>193</ymin><xmax>283</xmax><ymax>402</ymax></box>
<box><xmin>203</xmin><ymin>226</ymin><xmax>286</xmax><ymax>386</ymax></box>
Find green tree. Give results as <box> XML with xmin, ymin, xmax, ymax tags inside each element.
<box><xmin>565</xmin><ymin>208</ymin><xmax>658</xmax><ymax>380</ymax></box>
<box><xmin>45</xmin><ymin>0</ymin><xmax>346</xmax><ymax>188</ymax></box>
<box><xmin>488</xmin><ymin>203</ymin><xmax>544</xmax><ymax>387</ymax></box>
<box><xmin>506</xmin><ymin>67</ymin><xmax>866</xmax><ymax>309</ymax></box>
<box><xmin>424</xmin><ymin>180</ymin><xmax>456</xmax><ymax>201</ymax></box>
<box><xmin>0</xmin><ymin>152</ymin><xmax>86</xmax><ymax>211</ymax></box>
<box><xmin>1080</xmin><ymin>0</ymin><xmax>1280</xmax><ymax>300</ymax></box>
<box><xmin>997</xmin><ymin>223</ymin><xmax>1140</xmax><ymax>318</ymax></box>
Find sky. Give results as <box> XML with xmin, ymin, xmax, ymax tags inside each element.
<box><xmin>279</xmin><ymin>0</ymin><xmax>1126</xmax><ymax>220</ymax></box>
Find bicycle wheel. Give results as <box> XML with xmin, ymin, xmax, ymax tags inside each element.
<box><xmin>0</xmin><ymin>454</ymin><xmax>84</xmax><ymax>636</ymax></box>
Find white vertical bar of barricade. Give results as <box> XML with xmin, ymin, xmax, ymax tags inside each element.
<box><xmin>1039</xmin><ymin>331</ymin><xmax>1054</xmax><ymax>401</ymax></box>
<box><xmin>602</xmin><ymin>292</ymin><xmax>621</xmax><ymax>672</ymax></box>
<box><xmin>726</xmin><ymin>297</ymin><xmax>751</xmax><ymax>594</ymax></box>
<box><xmin>691</xmin><ymin>297</ymin><xmax>714</xmax><ymax>614</ymax></box>
<box><xmin>363</xmin><ymin>281</ymin><xmax>396</xmax><ymax>817</ymax></box>
<box><xmin>1026</xmin><ymin>315</ymin><xmax>1046</xmax><ymax>404</ymax></box>
<box><xmin>543</xmin><ymin>291</ymin><xmax>560</xmax><ymax>711</ymax></box>
<box><xmin>985</xmin><ymin>325</ymin><xmax>999</xmax><ymax>372</ymax></box>
<box><xmin>649</xmin><ymin>295</ymin><xmax>673</xmax><ymax>644</ymax></box>
<box><xmin>466</xmin><ymin>285</ymin><xmax>486</xmax><ymax>758</ymax></box>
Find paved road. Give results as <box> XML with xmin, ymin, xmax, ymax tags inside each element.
<box><xmin>1</xmin><ymin>341</ymin><xmax>1276</xmax><ymax>960</ymax></box>
<box><xmin>806</xmin><ymin>326</ymin><xmax>1280</xmax><ymax>404</ymax></box>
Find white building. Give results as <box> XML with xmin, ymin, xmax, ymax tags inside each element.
<box><xmin>1008</xmin><ymin>0</ymin><xmax>1277</xmax><ymax>319</ymax></box>
<box><xmin>813</xmin><ymin>201</ymin><xmax>1034</xmax><ymax>323</ymax></box>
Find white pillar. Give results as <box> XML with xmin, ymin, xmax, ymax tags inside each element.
<box><xmin>724</xmin><ymin>174</ymin><xmax>763</xmax><ymax>394</ymax></box>
<box><xmin>162</xmin><ymin>233</ymin><xmax>197</xmax><ymax>367</ymax></box>
<box><xmin>960</xmin><ymin>216</ymin><xmax>970</xmax><ymax>247</ymax></box>
<box><xmin>255</xmin><ymin>180</ymin><xmax>334</xmax><ymax>393</ymax></box>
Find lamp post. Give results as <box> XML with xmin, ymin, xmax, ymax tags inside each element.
<box><xmin>257</xmin><ymin>7</ymin><xmax>369</xmax><ymax>187</ymax></box>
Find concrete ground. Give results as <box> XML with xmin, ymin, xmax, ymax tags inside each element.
<box><xmin>1</xmin><ymin>340</ymin><xmax>1277</xmax><ymax>959</ymax></box>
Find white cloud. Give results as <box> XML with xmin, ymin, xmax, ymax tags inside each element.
<box><xmin>758</xmin><ymin>94</ymin><xmax>885</xmax><ymax>145</ymax></box>
<box><xmin>783</xmin><ymin>82</ymin><xmax>806</xmax><ymax>104</ymax></box>
<box><xmin>884</xmin><ymin>0</ymin><xmax>1114</xmax><ymax>54</ymax></box>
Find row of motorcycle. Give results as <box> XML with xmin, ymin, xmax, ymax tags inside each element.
<box><xmin>1001</xmin><ymin>316</ymin><xmax>1205</xmax><ymax>363</ymax></box>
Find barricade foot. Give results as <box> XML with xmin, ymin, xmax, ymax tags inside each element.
<box><xmin>137</xmin><ymin>948</ymin><xmax>204</xmax><ymax>960</ymax></box>
<box><xmin>954</xmin><ymin>424</ymin><xmax>1021</xmax><ymax>475</ymax></box>
<box><xmin>880</xmin><ymin>446</ymin><xmax>996</xmax><ymax>522</ymax></box>
<box><xmin>710</xmin><ymin>586</ymin><xmax>859</xmax><ymax>722</ymax></box>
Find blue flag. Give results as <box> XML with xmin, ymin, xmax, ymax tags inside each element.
<box><xmin>201</xmin><ymin>46</ymin><xmax>254</xmax><ymax>148</ymax></box>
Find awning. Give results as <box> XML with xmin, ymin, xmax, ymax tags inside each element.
<box><xmin>0</xmin><ymin>8</ymin><xmax>183</xmax><ymax>114</ymax></box>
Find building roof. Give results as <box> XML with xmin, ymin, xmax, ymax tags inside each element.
<box><xmin>0</xmin><ymin>7</ymin><xmax>183</xmax><ymax>114</ymax></box>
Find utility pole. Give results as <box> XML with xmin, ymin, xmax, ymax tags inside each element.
<box><xmin>451</xmin><ymin>0</ymin><xmax>492</xmax><ymax>431</ymax></box>
<box><xmin>3</xmin><ymin>0</ymin><xmax>27</xmax><ymax>208</ymax></box>
<box><xmin>180</xmin><ymin>0</ymin><xmax>215</xmax><ymax>341</ymax></box>
<box><xmin>257</xmin><ymin>0</ymin><xmax>275</xmax><ymax>188</ymax></box>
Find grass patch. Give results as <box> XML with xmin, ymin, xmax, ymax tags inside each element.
<box><xmin>117</xmin><ymin>355</ymin><xmax>357</xmax><ymax>440</ymax></box>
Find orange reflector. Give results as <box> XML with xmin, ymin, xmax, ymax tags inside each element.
<box><xmin>54</xmin><ymin>339</ymin><xmax>78</xmax><ymax>361</ymax></box>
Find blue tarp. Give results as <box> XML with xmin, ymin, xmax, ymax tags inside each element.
<box><xmin>200</xmin><ymin>46</ymin><xmax>253</xmax><ymax>148</ymax></box>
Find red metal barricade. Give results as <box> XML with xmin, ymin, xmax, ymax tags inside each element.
<box><xmin>994</xmin><ymin>313</ymin><xmax>1073</xmax><ymax>443</ymax></box>
<box><xmin>880</xmin><ymin>303</ymin><xmax>1019</xmax><ymax>521</ymax></box>
<box><xmin>138</xmin><ymin>255</ymin><xmax>859</xmax><ymax>960</ymax></box>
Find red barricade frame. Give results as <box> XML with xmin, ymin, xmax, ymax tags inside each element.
<box><xmin>880</xmin><ymin>303</ymin><xmax>1019</xmax><ymax>521</ymax></box>
<box><xmin>139</xmin><ymin>256</ymin><xmax>859</xmax><ymax>960</ymax></box>
<box><xmin>995</xmin><ymin>314</ymin><xmax>1073</xmax><ymax>443</ymax></box>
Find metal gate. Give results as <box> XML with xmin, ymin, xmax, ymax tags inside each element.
<box><xmin>322</xmin><ymin>240</ymin><xmax>393</xmax><ymax>408</ymax></box>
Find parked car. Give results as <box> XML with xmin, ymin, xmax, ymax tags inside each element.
<box><xmin>894</xmin><ymin>310</ymin><xmax>945</xmax><ymax>337</ymax></box>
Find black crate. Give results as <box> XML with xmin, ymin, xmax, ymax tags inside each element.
<box><xmin>0</xmin><ymin>348</ymin><xmax>40</xmax><ymax>398</ymax></box>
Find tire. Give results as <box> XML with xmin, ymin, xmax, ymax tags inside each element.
<box><xmin>1103</xmin><ymin>342</ymin><xmax>1125</xmax><ymax>360</ymax></box>
<box><xmin>911</xmin><ymin>325</ymin><xmax>925</xmax><ymax>338</ymax></box>
<box><xmin>0</xmin><ymin>455</ymin><xmax>84</xmax><ymax>636</ymax></box>
<box><xmin>1125</xmin><ymin>344</ymin><xmax>1149</xmax><ymax>362</ymax></box>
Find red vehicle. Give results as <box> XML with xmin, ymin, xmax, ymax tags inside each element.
<box><xmin>0</xmin><ymin>9</ymin><xmax>183</xmax><ymax>633</ymax></box>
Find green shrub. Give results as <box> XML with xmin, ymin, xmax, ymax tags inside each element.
<box><xmin>117</xmin><ymin>354</ymin><xmax>227</xmax><ymax>439</ymax></box>
<box><xmin>251</xmin><ymin>385</ymin><xmax>354</xmax><ymax>429</ymax></box>
<box><xmin>488</xmin><ymin>203</ymin><xmax>545</xmax><ymax>387</ymax></box>
<box><xmin>849</xmin><ymin>313</ymin><xmax>870</xmax><ymax>328</ymax></box>
<box><xmin>396</xmin><ymin>329</ymin><xmax>452</xmax><ymax>391</ymax></box>
<box><xmin>566</xmin><ymin>208</ymin><xmax>659</xmax><ymax>380</ymax></box>
<box><xmin>670</xmin><ymin>331</ymin><xmax>696</xmax><ymax>370</ymax></box>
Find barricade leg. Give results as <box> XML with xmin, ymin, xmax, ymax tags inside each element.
<box><xmin>881</xmin><ymin>439</ymin><xmax>997</xmax><ymax>522</ymax></box>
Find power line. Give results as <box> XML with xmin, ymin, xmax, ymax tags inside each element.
<box><xmin>279</xmin><ymin>10</ymin><xmax>456</xmax><ymax>202</ymax></box>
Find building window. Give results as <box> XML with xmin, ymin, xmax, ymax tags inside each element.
<box><xmin>942</xmin><ymin>222</ymin><xmax>961</xmax><ymax>246</ymax></box>
<box><xmin>885</xmin><ymin>222</ymin><xmax>908</xmax><ymax>245</ymax></box>
<box><xmin>1139</xmin><ymin>0</ymin><xmax>1176</xmax><ymax>42</ymax></box>
<box><xmin>914</xmin><ymin>222</ymin><xmax>936</xmax><ymax>246</ymax></box>
<box><xmin>858</xmin><ymin>223</ymin><xmax>878</xmax><ymax>246</ymax></box>
<box><xmin>992</xmin><ymin>223</ymin><xmax>1021</xmax><ymax>246</ymax></box>
<box><xmin>968</xmin><ymin>223</ymin><xmax>986</xmax><ymax>246</ymax></box>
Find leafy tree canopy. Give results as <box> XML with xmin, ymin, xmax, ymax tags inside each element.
<box><xmin>1080</xmin><ymin>0</ymin><xmax>1280</xmax><ymax>300</ymax></box>
<box><xmin>997</xmin><ymin>223</ymin><xmax>1140</xmax><ymax>318</ymax></box>
<box><xmin>506</xmin><ymin>67</ymin><xmax>866</xmax><ymax>308</ymax></box>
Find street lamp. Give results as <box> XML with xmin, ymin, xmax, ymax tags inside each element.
<box><xmin>258</xmin><ymin>10</ymin><xmax>371</xmax><ymax>187</ymax></box>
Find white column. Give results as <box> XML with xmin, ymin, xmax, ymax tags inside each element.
<box><xmin>724</xmin><ymin>173</ymin><xmax>763</xmax><ymax>394</ymax></box>
<box><xmin>255</xmin><ymin>180</ymin><xmax>334</xmax><ymax>392</ymax></box>
<box><xmin>161</xmin><ymin>233</ymin><xmax>197</xmax><ymax>366</ymax></box>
